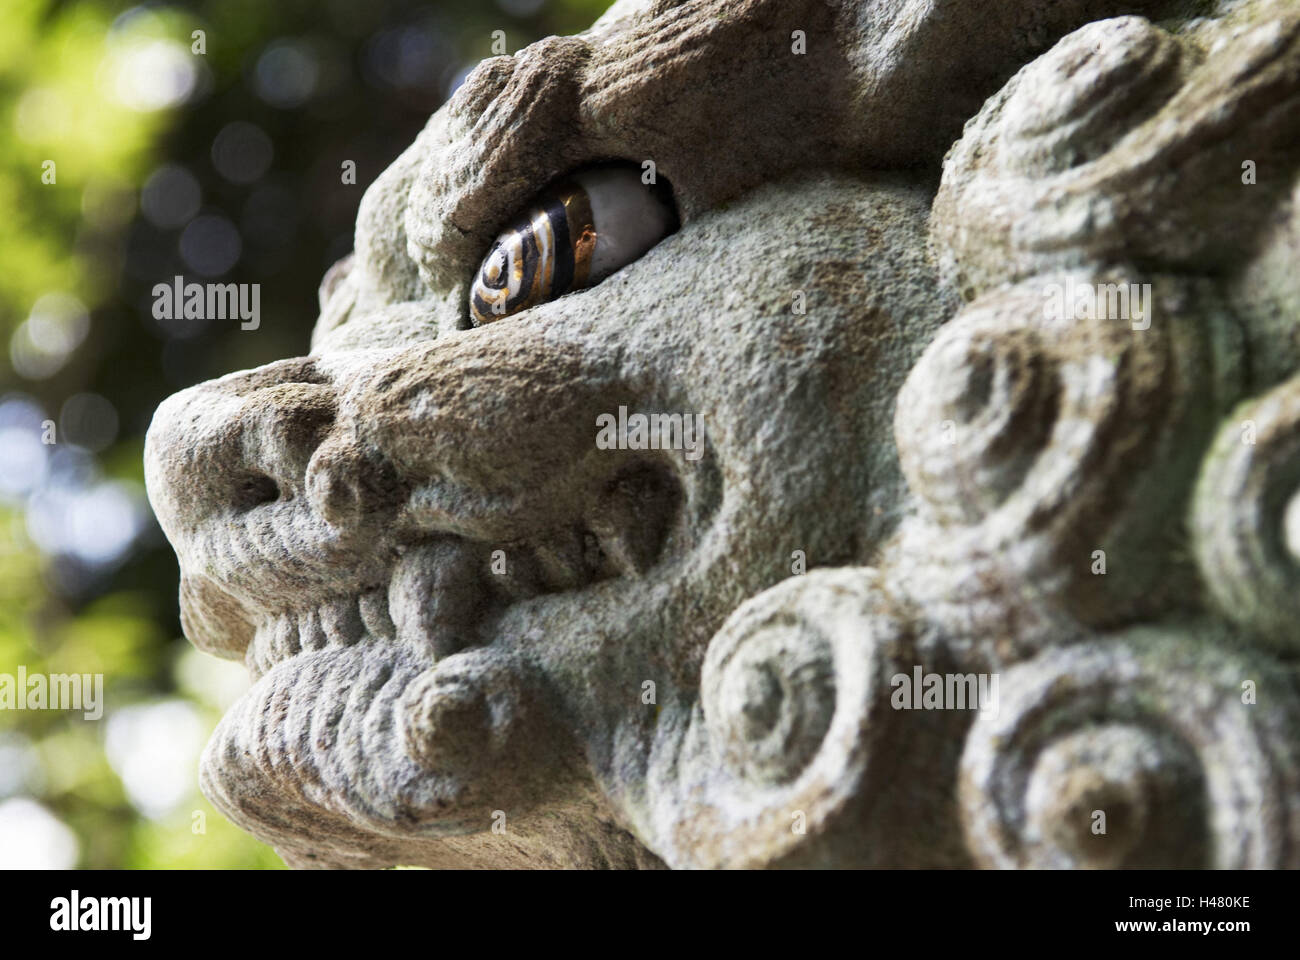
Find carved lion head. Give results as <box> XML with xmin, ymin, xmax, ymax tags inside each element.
<box><xmin>145</xmin><ymin>0</ymin><xmax>1300</xmax><ymax>868</ymax></box>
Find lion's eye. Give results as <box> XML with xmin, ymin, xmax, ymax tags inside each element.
<box><xmin>470</xmin><ymin>166</ymin><xmax>677</xmax><ymax>325</ymax></box>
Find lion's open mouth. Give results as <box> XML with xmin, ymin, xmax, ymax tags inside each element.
<box><xmin>242</xmin><ymin>460</ymin><xmax>683</xmax><ymax>678</ymax></box>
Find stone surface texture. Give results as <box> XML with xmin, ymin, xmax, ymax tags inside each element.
<box><xmin>144</xmin><ymin>0</ymin><xmax>1300</xmax><ymax>868</ymax></box>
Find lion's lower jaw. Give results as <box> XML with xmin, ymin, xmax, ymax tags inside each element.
<box><xmin>200</xmin><ymin>639</ymin><xmax>658</xmax><ymax>868</ymax></box>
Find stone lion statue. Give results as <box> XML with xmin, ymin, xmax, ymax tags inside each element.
<box><xmin>144</xmin><ymin>0</ymin><xmax>1300</xmax><ymax>868</ymax></box>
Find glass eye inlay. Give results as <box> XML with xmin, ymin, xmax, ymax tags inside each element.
<box><xmin>470</xmin><ymin>166</ymin><xmax>676</xmax><ymax>325</ymax></box>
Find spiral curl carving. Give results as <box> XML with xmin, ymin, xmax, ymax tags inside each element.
<box><xmin>639</xmin><ymin>570</ymin><xmax>932</xmax><ymax>868</ymax></box>
<box><xmin>932</xmin><ymin>6</ymin><xmax>1300</xmax><ymax>296</ymax></box>
<box><xmin>1193</xmin><ymin>373</ymin><xmax>1300</xmax><ymax>650</ymax></box>
<box><xmin>891</xmin><ymin>277</ymin><xmax>1238</xmax><ymax>657</ymax></box>
<box><xmin>959</xmin><ymin>632</ymin><xmax>1300</xmax><ymax>868</ymax></box>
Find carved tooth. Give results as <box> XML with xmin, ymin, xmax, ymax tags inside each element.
<box><xmin>389</xmin><ymin>539</ymin><xmax>489</xmax><ymax>660</ymax></box>
<box><xmin>271</xmin><ymin>612</ymin><xmax>300</xmax><ymax>662</ymax></box>
<box><xmin>588</xmin><ymin>469</ymin><xmax>676</xmax><ymax>576</ymax></box>
<box><xmin>358</xmin><ymin>589</ymin><xmax>395</xmax><ymax>641</ymax></box>
<box><xmin>533</xmin><ymin>526</ymin><xmax>590</xmax><ymax>591</ymax></box>
<box><xmin>589</xmin><ymin>508</ymin><xmax>663</xmax><ymax>577</ymax></box>
<box><xmin>245</xmin><ymin>628</ymin><xmax>270</xmax><ymax>679</ymax></box>
<box><xmin>487</xmin><ymin>543</ymin><xmax>544</xmax><ymax>601</ymax></box>
<box><xmin>320</xmin><ymin>598</ymin><xmax>365</xmax><ymax>646</ymax></box>
<box><xmin>298</xmin><ymin>607</ymin><xmax>329</xmax><ymax>652</ymax></box>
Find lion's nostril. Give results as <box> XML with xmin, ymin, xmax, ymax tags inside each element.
<box><xmin>587</xmin><ymin>461</ymin><xmax>682</xmax><ymax>578</ymax></box>
<box><xmin>232</xmin><ymin>473</ymin><xmax>281</xmax><ymax>512</ymax></box>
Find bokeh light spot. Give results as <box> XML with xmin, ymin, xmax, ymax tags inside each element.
<box><xmin>9</xmin><ymin>294</ymin><xmax>90</xmax><ymax>380</ymax></box>
<box><xmin>105</xmin><ymin>39</ymin><xmax>197</xmax><ymax>112</ymax></box>
<box><xmin>179</xmin><ymin>214</ymin><xmax>242</xmax><ymax>276</ymax></box>
<box><xmin>211</xmin><ymin>121</ymin><xmax>274</xmax><ymax>185</ymax></box>
<box><xmin>141</xmin><ymin>164</ymin><xmax>202</xmax><ymax>229</ymax></box>
<box><xmin>255</xmin><ymin>40</ymin><xmax>320</xmax><ymax>108</ymax></box>
<box><xmin>0</xmin><ymin>798</ymin><xmax>79</xmax><ymax>869</ymax></box>
<box><xmin>105</xmin><ymin>701</ymin><xmax>205</xmax><ymax>821</ymax></box>
<box><xmin>60</xmin><ymin>393</ymin><xmax>120</xmax><ymax>453</ymax></box>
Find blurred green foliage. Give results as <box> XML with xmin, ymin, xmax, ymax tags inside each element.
<box><xmin>0</xmin><ymin>0</ymin><xmax>611</xmax><ymax>869</ymax></box>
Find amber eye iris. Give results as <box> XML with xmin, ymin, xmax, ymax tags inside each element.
<box><xmin>469</xmin><ymin>166</ymin><xmax>676</xmax><ymax>325</ymax></box>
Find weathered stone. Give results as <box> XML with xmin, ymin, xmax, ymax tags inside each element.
<box><xmin>145</xmin><ymin>0</ymin><xmax>1300</xmax><ymax>868</ymax></box>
